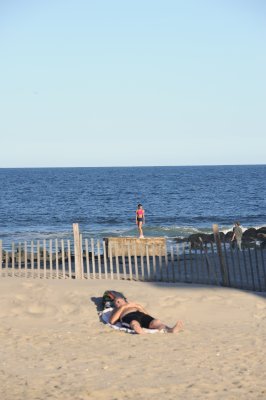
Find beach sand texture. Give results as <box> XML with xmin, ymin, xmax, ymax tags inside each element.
<box><xmin>0</xmin><ymin>278</ymin><xmax>265</xmax><ymax>400</ymax></box>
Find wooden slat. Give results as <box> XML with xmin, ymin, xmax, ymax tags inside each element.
<box><xmin>194</xmin><ymin>247</ymin><xmax>199</xmax><ymax>283</ymax></box>
<box><xmin>91</xmin><ymin>239</ymin><xmax>96</xmax><ymax>279</ymax></box>
<box><xmin>97</xmin><ymin>240</ymin><xmax>101</xmax><ymax>280</ymax></box>
<box><xmin>183</xmin><ymin>242</ymin><xmax>187</xmax><ymax>282</ymax></box>
<box><xmin>152</xmin><ymin>244</ymin><xmax>157</xmax><ymax>280</ymax></box>
<box><xmin>199</xmin><ymin>244</ymin><xmax>204</xmax><ymax>283</ymax></box>
<box><xmin>37</xmin><ymin>240</ymin><xmax>41</xmax><ymax>278</ymax></box>
<box><xmin>159</xmin><ymin>245</ymin><xmax>163</xmax><ymax>281</ymax></box>
<box><xmin>115</xmin><ymin>243</ymin><xmax>120</xmax><ymax>280</ymax></box>
<box><xmin>80</xmin><ymin>235</ymin><xmax>84</xmax><ymax>279</ymax></box>
<box><xmin>61</xmin><ymin>240</ymin><xmax>66</xmax><ymax>279</ymax></box>
<box><xmin>85</xmin><ymin>239</ymin><xmax>90</xmax><ymax>279</ymax></box>
<box><xmin>67</xmin><ymin>240</ymin><xmax>72</xmax><ymax>279</ymax></box>
<box><xmin>189</xmin><ymin>242</ymin><xmax>193</xmax><ymax>282</ymax></box>
<box><xmin>43</xmin><ymin>240</ymin><xmax>47</xmax><ymax>279</ymax></box>
<box><xmin>254</xmin><ymin>246</ymin><xmax>262</xmax><ymax>292</ymax></box>
<box><xmin>24</xmin><ymin>241</ymin><xmax>28</xmax><ymax>278</ymax></box>
<box><xmin>203</xmin><ymin>243</ymin><xmax>211</xmax><ymax>285</ymax></box>
<box><xmin>140</xmin><ymin>245</ymin><xmax>144</xmax><ymax>280</ymax></box>
<box><xmin>49</xmin><ymin>239</ymin><xmax>53</xmax><ymax>278</ymax></box>
<box><xmin>31</xmin><ymin>241</ymin><xmax>34</xmax><ymax>277</ymax></box>
<box><xmin>242</xmin><ymin>248</ymin><xmax>249</xmax><ymax>290</ymax></box>
<box><xmin>11</xmin><ymin>242</ymin><xmax>15</xmax><ymax>277</ymax></box>
<box><xmin>170</xmin><ymin>245</ymin><xmax>175</xmax><ymax>282</ymax></box>
<box><xmin>211</xmin><ymin>242</ymin><xmax>220</xmax><ymax>286</ymax></box>
<box><xmin>55</xmin><ymin>239</ymin><xmax>59</xmax><ymax>279</ymax></box>
<box><xmin>134</xmin><ymin>242</ymin><xmax>139</xmax><ymax>281</ymax></box>
<box><xmin>18</xmin><ymin>242</ymin><xmax>22</xmax><ymax>275</ymax></box>
<box><xmin>165</xmin><ymin>246</ymin><xmax>169</xmax><ymax>282</ymax></box>
<box><xmin>121</xmin><ymin>244</ymin><xmax>126</xmax><ymax>280</ymax></box>
<box><xmin>260</xmin><ymin>248</ymin><xmax>266</xmax><ymax>291</ymax></box>
<box><xmin>236</xmin><ymin>246</ymin><xmax>243</xmax><ymax>289</ymax></box>
<box><xmin>222</xmin><ymin>242</ymin><xmax>230</xmax><ymax>286</ymax></box>
<box><xmin>248</xmin><ymin>247</ymin><xmax>256</xmax><ymax>291</ymax></box>
<box><xmin>5</xmin><ymin>250</ymin><xmax>8</xmax><ymax>277</ymax></box>
<box><xmin>146</xmin><ymin>245</ymin><xmax>150</xmax><ymax>280</ymax></box>
<box><xmin>176</xmin><ymin>243</ymin><xmax>181</xmax><ymax>282</ymax></box>
<box><xmin>103</xmin><ymin>240</ymin><xmax>108</xmax><ymax>279</ymax></box>
<box><xmin>229</xmin><ymin>244</ymin><xmax>237</xmax><ymax>287</ymax></box>
<box><xmin>128</xmin><ymin>243</ymin><xmax>133</xmax><ymax>280</ymax></box>
<box><xmin>109</xmin><ymin>244</ymin><xmax>114</xmax><ymax>280</ymax></box>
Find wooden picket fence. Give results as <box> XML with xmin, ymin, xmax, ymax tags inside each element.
<box><xmin>0</xmin><ymin>224</ymin><xmax>265</xmax><ymax>292</ymax></box>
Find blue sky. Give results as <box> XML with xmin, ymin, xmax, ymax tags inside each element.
<box><xmin>0</xmin><ymin>0</ymin><xmax>265</xmax><ymax>167</ymax></box>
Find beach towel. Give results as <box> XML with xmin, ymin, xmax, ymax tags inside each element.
<box><xmin>99</xmin><ymin>308</ymin><xmax>163</xmax><ymax>334</ymax></box>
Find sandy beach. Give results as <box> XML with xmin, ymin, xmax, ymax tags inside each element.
<box><xmin>0</xmin><ymin>278</ymin><xmax>265</xmax><ymax>400</ymax></box>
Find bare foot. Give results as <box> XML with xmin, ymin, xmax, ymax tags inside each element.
<box><xmin>168</xmin><ymin>320</ymin><xmax>184</xmax><ymax>333</ymax></box>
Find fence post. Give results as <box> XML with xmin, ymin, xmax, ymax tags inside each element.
<box><xmin>73</xmin><ymin>223</ymin><xmax>82</xmax><ymax>279</ymax></box>
<box><xmin>213</xmin><ymin>224</ymin><xmax>229</xmax><ymax>287</ymax></box>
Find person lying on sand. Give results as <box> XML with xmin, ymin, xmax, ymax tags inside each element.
<box><xmin>109</xmin><ymin>297</ymin><xmax>184</xmax><ymax>334</ymax></box>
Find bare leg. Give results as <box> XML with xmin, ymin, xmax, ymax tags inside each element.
<box><xmin>149</xmin><ymin>319</ymin><xmax>184</xmax><ymax>333</ymax></box>
<box><xmin>138</xmin><ymin>222</ymin><xmax>144</xmax><ymax>238</ymax></box>
<box><xmin>130</xmin><ymin>320</ymin><xmax>146</xmax><ymax>334</ymax></box>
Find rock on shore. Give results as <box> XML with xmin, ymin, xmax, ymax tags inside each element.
<box><xmin>186</xmin><ymin>227</ymin><xmax>266</xmax><ymax>248</ymax></box>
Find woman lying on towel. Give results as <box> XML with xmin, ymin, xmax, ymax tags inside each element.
<box><xmin>109</xmin><ymin>297</ymin><xmax>184</xmax><ymax>335</ymax></box>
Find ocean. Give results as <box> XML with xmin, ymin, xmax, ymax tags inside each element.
<box><xmin>0</xmin><ymin>165</ymin><xmax>265</xmax><ymax>245</ymax></box>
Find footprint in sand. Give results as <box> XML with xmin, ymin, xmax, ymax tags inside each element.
<box><xmin>27</xmin><ymin>303</ymin><xmax>54</xmax><ymax>316</ymax></box>
<box><xmin>253</xmin><ymin>312</ymin><xmax>265</xmax><ymax>321</ymax></box>
<box><xmin>21</xmin><ymin>281</ymin><xmax>35</xmax><ymax>289</ymax></box>
<box><xmin>14</xmin><ymin>294</ymin><xmax>27</xmax><ymax>301</ymax></box>
<box><xmin>27</xmin><ymin>304</ymin><xmax>46</xmax><ymax>315</ymax></box>
<box><xmin>253</xmin><ymin>302</ymin><xmax>266</xmax><ymax>320</ymax></box>
<box><xmin>61</xmin><ymin>304</ymin><xmax>78</xmax><ymax>314</ymax></box>
<box><xmin>161</xmin><ymin>296</ymin><xmax>188</xmax><ymax>307</ymax></box>
<box><xmin>200</xmin><ymin>295</ymin><xmax>224</xmax><ymax>302</ymax></box>
<box><xmin>256</xmin><ymin>302</ymin><xmax>266</xmax><ymax>310</ymax></box>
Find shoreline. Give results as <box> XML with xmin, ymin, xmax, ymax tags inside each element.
<box><xmin>1</xmin><ymin>224</ymin><xmax>265</xmax><ymax>250</ymax></box>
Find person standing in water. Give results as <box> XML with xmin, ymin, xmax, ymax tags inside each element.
<box><xmin>136</xmin><ymin>203</ymin><xmax>145</xmax><ymax>238</ymax></box>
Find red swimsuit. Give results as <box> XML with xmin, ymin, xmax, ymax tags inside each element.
<box><xmin>136</xmin><ymin>209</ymin><xmax>144</xmax><ymax>221</ymax></box>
